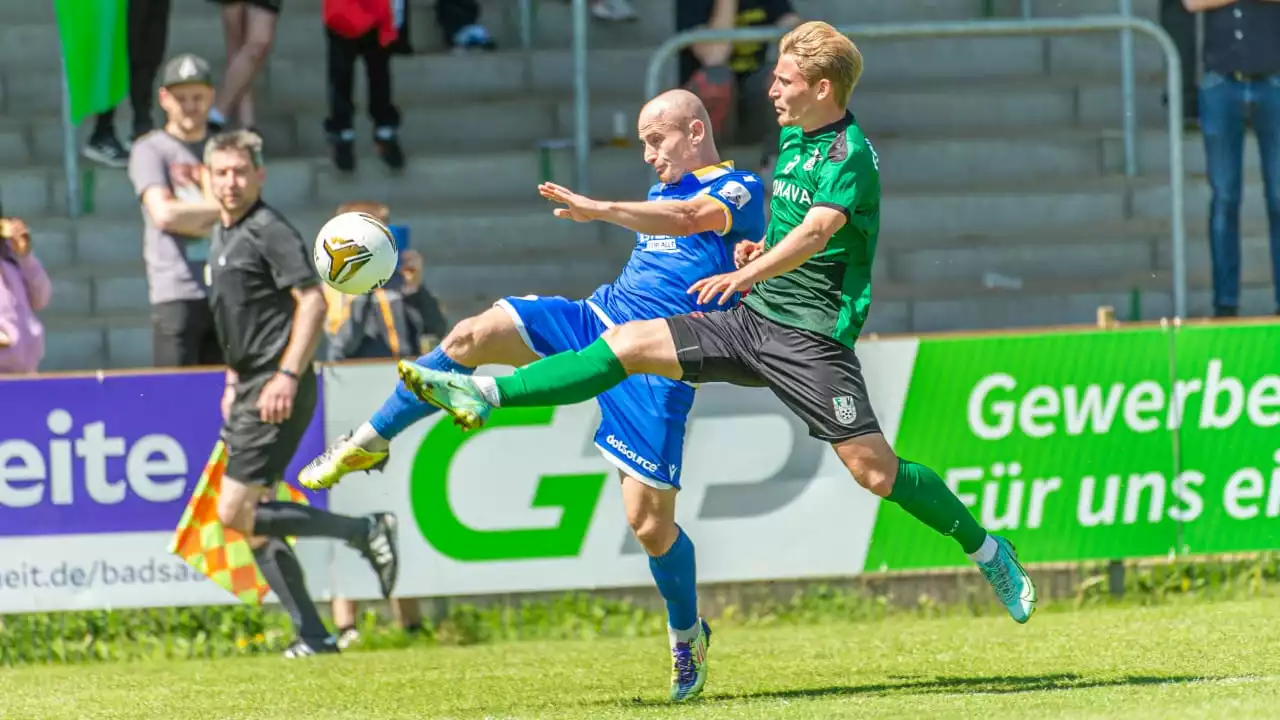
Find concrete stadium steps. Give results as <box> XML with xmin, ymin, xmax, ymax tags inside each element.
<box><xmin>8</xmin><ymin>0</ymin><xmax>1274</xmax><ymax>373</ymax></box>
<box><xmin>9</xmin><ymin>124</ymin><xmax>1244</xmax><ymax>219</ymax></box>
<box><xmin>3</xmin><ymin>31</ymin><xmax>1173</xmax><ymax>119</ymax></box>
<box><xmin>1</xmin><ymin>71</ymin><xmax>1178</xmax><ymax>165</ymax></box>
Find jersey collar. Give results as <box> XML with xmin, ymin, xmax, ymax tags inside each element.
<box><xmin>803</xmin><ymin>111</ymin><xmax>854</xmax><ymax>138</ymax></box>
<box><xmin>670</xmin><ymin>161</ymin><xmax>735</xmax><ymax>189</ymax></box>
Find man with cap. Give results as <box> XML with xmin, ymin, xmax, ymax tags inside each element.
<box><xmin>128</xmin><ymin>53</ymin><xmax>226</xmax><ymax>368</ymax></box>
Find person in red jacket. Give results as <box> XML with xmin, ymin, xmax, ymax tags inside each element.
<box><xmin>322</xmin><ymin>0</ymin><xmax>410</xmax><ymax>172</ymax></box>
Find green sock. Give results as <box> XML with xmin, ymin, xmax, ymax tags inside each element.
<box><xmin>494</xmin><ymin>337</ymin><xmax>629</xmax><ymax>408</ymax></box>
<box><xmin>887</xmin><ymin>458</ymin><xmax>988</xmax><ymax>554</ymax></box>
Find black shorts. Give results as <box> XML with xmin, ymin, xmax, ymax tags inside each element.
<box><xmin>151</xmin><ymin>299</ymin><xmax>225</xmax><ymax>368</ymax></box>
<box><xmin>666</xmin><ymin>304</ymin><xmax>882</xmax><ymax>443</ymax></box>
<box><xmin>221</xmin><ymin>370</ymin><xmax>317</xmax><ymax>485</ymax></box>
<box><xmin>208</xmin><ymin>0</ymin><xmax>281</xmax><ymax>13</ymax></box>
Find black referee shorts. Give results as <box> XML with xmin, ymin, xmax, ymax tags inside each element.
<box><xmin>665</xmin><ymin>304</ymin><xmax>882</xmax><ymax>443</ymax></box>
<box><xmin>222</xmin><ymin>370</ymin><xmax>317</xmax><ymax>485</ymax></box>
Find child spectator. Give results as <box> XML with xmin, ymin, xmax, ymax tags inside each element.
<box><xmin>322</xmin><ymin>0</ymin><xmax>411</xmax><ymax>171</ymax></box>
<box><xmin>0</xmin><ymin>218</ymin><xmax>51</xmax><ymax>375</ymax></box>
<box><xmin>323</xmin><ymin>201</ymin><xmax>449</xmax><ymax>361</ymax></box>
<box><xmin>323</xmin><ymin>199</ymin><xmax>445</xmax><ymax>645</ymax></box>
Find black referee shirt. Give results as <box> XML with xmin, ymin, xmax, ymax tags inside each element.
<box><xmin>209</xmin><ymin>199</ymin><xmax>320</xmax><ymax>376</ymax></box>
<box><xmin>1203</xmin><ymin>1</ymin><xmax>1280</xmax><ymax>76</ymax></box>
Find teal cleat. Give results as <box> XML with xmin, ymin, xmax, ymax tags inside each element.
<box><xmin>396</xmin><ymin>360</ymin><xmax>492</xmax><ymax>430</ymax></box>
<box><xmin>669</xmin><ymin>619</ymin><xmax>712</xmax><ymax>703</ymax></box>
<box><xmin>977</xmin><ymin>535</ymin><xmax>1037</xmax><ymax>624</ymax></box>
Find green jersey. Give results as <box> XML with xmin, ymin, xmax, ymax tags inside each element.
<box><xmin>743</xmin><ymin>112</ymin><xmax>880</xmax><ymax>349</ymax></box>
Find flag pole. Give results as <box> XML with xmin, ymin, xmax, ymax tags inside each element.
<box><xmin>59</xmin><ymin>46</ymin><xmax>81</xmax><ymax>219</ymax></box>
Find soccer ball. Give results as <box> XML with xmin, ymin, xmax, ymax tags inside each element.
<box><xmin>313</xmin><ymin>211</ymin><xmax>400</xmax><ymax>295</ymax></box>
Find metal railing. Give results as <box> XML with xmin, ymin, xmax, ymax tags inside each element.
<box><xmin>624</xmin><ymin>17</ymin><xmax>1187</xmax><ymax>320</ymax></box>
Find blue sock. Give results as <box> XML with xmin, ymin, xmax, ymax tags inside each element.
<box><xmin>369</xmin><ymin>347</ymin><xmax>474</xmax><ymax>440</ymax></box>
<box><xmin>648</xmin><ymin>527</ymin><xmax>699</xmax><ymax>633</ymax></box>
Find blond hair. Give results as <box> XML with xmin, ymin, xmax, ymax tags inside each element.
<box><xmin>204</xmin><ymin>129</ymin><xmax>265</xmax><ymax>169</ymax></box>
<box><xmin>779</xmin><ymin>21</ymin><xmax>863</xmax><ymax>109</ymax></box>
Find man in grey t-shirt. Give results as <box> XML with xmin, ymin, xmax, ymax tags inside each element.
<box><xmin>129</xmin><ymin>53</ymin><xmax>225</xmax><ymax>367</ymax></box>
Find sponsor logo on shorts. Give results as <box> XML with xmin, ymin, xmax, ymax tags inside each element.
<box><xmin>605</xmin><ymin>434</ymin><xmax>661</xmax><ymax>475</ymax></box>
<box><xmin>832</xmin><ymin>396</ymin><xmax>858</xmax><ymax>426</ymax></box>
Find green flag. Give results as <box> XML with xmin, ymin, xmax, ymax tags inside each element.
<box><xmin>55</xmin><ymin>0</ymin><xmax>130</xmax><ymax>126</ymax></box>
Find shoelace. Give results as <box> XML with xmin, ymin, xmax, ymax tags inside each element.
<box><xmin>672</xmin><ymin>644</ymin><xmax>696</xmax><ymax>686</ymax></box>
<box><xmin>980</xmin><ymin>559</ymin><xmax>1018</xmax><ymax>602</ymax></box>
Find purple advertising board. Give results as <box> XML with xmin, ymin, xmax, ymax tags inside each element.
<box><xmin>0</xmin><ymin>370</ymin><xmax>327</xmax><ymax>538</ymax></box>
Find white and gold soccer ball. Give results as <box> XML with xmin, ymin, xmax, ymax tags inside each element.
<box><xmin>313</xmin><ymin>211</ymin><xmax>400</xmax><ymax>295</ymax></box>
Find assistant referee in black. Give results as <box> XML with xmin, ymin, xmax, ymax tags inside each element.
<box><xmin>204</xmin><ymin>130</ymin><xmax>400</xmax><ymax>658</ymax></box>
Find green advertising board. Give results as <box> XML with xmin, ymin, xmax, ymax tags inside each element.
<box><xmin>865</xmin><ymin>322</ymin><xmax>1280</xmax><ymax>571</ymax></box>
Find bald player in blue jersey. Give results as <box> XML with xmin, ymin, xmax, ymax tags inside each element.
<box><xmin>300</xmin><ymin>89</ymin><xmax>765</xmax><ymax>701</ymax></box>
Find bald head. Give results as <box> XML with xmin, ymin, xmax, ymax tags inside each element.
<box><xmin>638</xmin><ymin>89</ymin><xmax>712</xmax><ymax>131</ymax></box>
<box><xmin>637</xmin><ymin>89</ymin><xmax>721</xmax><ymax>183</ymax></box>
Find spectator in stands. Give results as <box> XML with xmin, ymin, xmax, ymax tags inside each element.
<box><xmin>436</xmin><ymin>0</ymin><xmax>497</xmax><ymax>52</ymax></box>
<box><xmin>207</xmin><ymin>0</ymin><xmax>280</xmax><ymax>131</ymax></box>
<box><xmin>322</xmin><ymin>0</ymin><xmax>410</xmax><ymax>171</ymax></box>
<box><xmin>129</xmin><ymin>54</ymin><xmax>224</xmax><ymax>367</ymax></box>
<box><xmin>0</xmin><ymin>218</ymin><xmax>51</xmax><ymax>375</ymax></box>
<box><xmin>323</xmin><ymin>202</ymin><xmax>450</xmax><ymax>361</ymax></box>
<box><xmin>1184</xmin><ymin>0</ymin><xmax>1280</xmax><ymax>317</ymax></box>
<box><xmin>83</xmin><ymin>0</ymin><xmax>174</xmax><ymax>167</ymax></box>
<box><xmin>323</xmin><ymin>199</ymin><xmax>442</xmax><ymax>647</ymax></box>
<box><xmin>678</xmin><ymin>0</ymin><xmax>800</xmax><ymax>173</ymax></box>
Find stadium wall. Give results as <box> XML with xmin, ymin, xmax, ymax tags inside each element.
<box><xmin>2</xmin><ymin>319</ymin><xmax>1278</xmax><ymax>611</ymax></box>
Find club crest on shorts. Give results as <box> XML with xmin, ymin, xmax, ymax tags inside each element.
<box><xmin>832</xmin><ymin>395</ymin><xmax>857</xmax><ymax>426</ymax></box>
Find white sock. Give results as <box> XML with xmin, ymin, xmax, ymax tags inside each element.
<box><xmin>968</xmin><ymin>534</ymin><xmax>998</xmax><ymax>564</ymax></box>
<box><xmin>472</xmin><ymin>376</ymin><xmax>502</xmax><ymax>407</ymax></box>
<box><xmin>669</xmin><ymin>620</ymin><xmax>701</xmax><ymax>645</ymax></box>
<box><xmin>208</xmin><ymin>107</ymin><xmax>227</xmax><ymax>125</ymax></box>
<box><xmin>350</xmin><ymin>422</ymin><xmax>390</xmax><ymax>452</ymax></box>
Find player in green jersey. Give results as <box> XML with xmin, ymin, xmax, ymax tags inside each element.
<box><xmin>398</xmin><ymin>21</ymin><xmax>1037</xmax><ymax>625</ymax></box>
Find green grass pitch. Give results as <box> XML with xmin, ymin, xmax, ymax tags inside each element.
<box><xmin>3</xmin><ymin>598</ymin><xmax>1277</xmax><ymax>719</ymax></box>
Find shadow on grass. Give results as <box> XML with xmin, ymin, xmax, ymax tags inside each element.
<box><xmin>620</xmin><ymin>673</ymin><xmax>1218</xmax><ymax>707</ymax></box>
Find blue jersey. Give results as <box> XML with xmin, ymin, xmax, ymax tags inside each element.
<box><xmin>588</xmin><ymin>162</ymin><xmax>767</xmax><ymax>324</ymax></box>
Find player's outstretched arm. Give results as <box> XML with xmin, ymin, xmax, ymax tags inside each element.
<box><xmin>691</xmin><ymin>206</ymin><xmax>846</xmax><ymax>305</ymax></box>
<box><xmin>539</xmin><ymin>182</ymin><xmax>730</xmax><ymax>237</ymax></box>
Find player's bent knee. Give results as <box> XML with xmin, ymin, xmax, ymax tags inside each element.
<box><xmin>442</xmin><ymin>308</ymin><xmax>534</xmax><ymax>367</ymax></box>
<box><xmin>628</xmin><ymin>513</ymin><xmax>678</xmax><ymax>557</ymax></box>
<box><xmin>440</xmin><ymin>316</ymin><xmax>485</xmax><ymax>365</ymax></box>
<box><xmin>832</xmin><ymin>434</ymin><xmax>899</xmax><ymax>498</ymax></box>
<box><xmin>604</xmin><ymin>320</ymin><xmax>682</xmax><ymax>379</ymax></box>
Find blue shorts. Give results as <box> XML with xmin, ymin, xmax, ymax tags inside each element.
<box><xmin>496</xmin><ymin>295</ymin><xmax>694</xmax><ymax>490</ymax></box>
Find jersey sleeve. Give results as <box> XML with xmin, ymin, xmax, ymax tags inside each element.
<box><xmin>705</xmin><ymin>173</ymin><xmax>767</xmax><ymax>241</ymax></box>
<box><xmin>812</xmin><ymin>134</ymin><xmax>866</xmax><ymax>221</ymax></box>
<box><xmin>258</xmin><ymin>221</ymin><xmax>320</xmax><ymax>290</ymax></box>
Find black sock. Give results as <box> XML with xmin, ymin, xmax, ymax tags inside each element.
<box><xmin>254</xmin><ymin>502</ymin><xmax>369</xmax><ymax>544</ymax></box>
<box><xmin>253</xmin><ymin>538</ymin><xmax>329</xmax><ymax>643</ymax></box>
<box><xmin>91</xmin><ymin>110</ymin><xmax>114</xmax><ymax>140</ymax></box>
